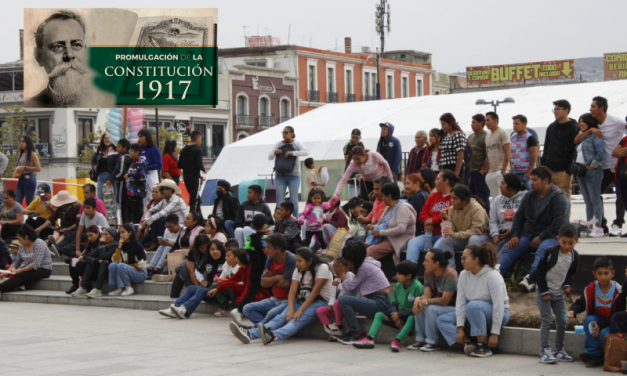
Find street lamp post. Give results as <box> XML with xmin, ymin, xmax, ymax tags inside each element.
<box><xmin>375</xmin><ymin>0</ymin><xmax>390</xmax><ymax>100</ymax></box>
<box><xmin>475</xmin><ymin>97</ymin><xmax>516</xmax><ymax>113</ymax></box>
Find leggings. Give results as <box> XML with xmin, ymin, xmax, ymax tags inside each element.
<box><xmin>305</xmin><ymin>230</ymin><xmax>326</xmax><ymax>249</ymax></box>
<box><xmin>368</xmin><ymin>311</ymin><xmax>414</xmax><ymax>341</ymax></box>
<box><xmin>315</xmin><ymin>300</ymin><xmax>343</xmax><ymax>326</ymax></box>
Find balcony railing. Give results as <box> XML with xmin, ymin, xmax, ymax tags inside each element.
<box><xmin>362</xmin><ymin>95</ymin><xmax>377</xmax><ymax>101</ymax></box>
<box><xmin>236</xmin><ymin>114</ymin><xmax>255</xmax><ymax>128</ymax></box>
<box><xmin>327</xmin><ymin>92</ymin><xmax>338</xmax><ymax>103</ymax></box>
<box><xmin>259</xmin><ymin>116</ymin><xmax>277</xmax><ymax>128</ymax></box>
<box><xmin>346</xmin><ymin>93</ymin><xmax>356</xmax><ymax>102</ymax></box>
<box><xmin>308</xmin><ymin>90</ymin><xmax>320</xmax><ymax>102</ymax></box>
<box><xmin>280</xmin><ymin>116</ymin><xmax>292</xmax><ymax>124</ymax></box>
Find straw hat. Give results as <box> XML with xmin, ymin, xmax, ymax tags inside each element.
<box><xmin>50</xmin><ymin>190</ymin><xmax>78</xmax><ymax>207</ymax></box>
<box><xmin>8</xmin><ymin>240</ymin><xmax>20</xmax><ymax>248</ymax></box>
<box><xmin>156</xmin><ymin>179</ymin><xmax>182</xmax><ymax>195</ymax></box>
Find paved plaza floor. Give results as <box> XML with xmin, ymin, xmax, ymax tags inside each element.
<box><xmin>1</xmin><ymin>303</ymin><xmax>606</xmax><ymax>376</ymax></box>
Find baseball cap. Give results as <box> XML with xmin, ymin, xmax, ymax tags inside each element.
<box><xmin>379</xmin><ymin>122</ymin><xmax>389</xmax><ymax>128</ymax></box>
<box><xmin>351</xmin><ymin>128</ymin><xmax>361</xmax><ymax>137</ymax></box>
<box><xmin>36</xmin><ymin>184</ymin><xmax>51</xmax><ymax>197</ymax></box>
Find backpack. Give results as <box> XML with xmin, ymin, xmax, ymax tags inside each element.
<box><xmin>274</xmin><ymin>143</ymin><xmax>296</xmax><ymax>175</ymax></box>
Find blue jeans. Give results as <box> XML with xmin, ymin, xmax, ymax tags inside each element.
<box><xmin>174</xmin><ymin>285</ymin><xmax>211</xmax><ymax>317</ymax></box>
<box><xmin>405</xmin><ymin>234</ymin><xmax>443</xmax><ymax>263</ymax></box>
<box><xmin>338</xmin><ymin>293</ymin><xmax>393</xmax><ymax>333</ymax></box>
<box><xmin>470</xmin><ymin>171</ymin><xmax>491</xmax><ymax>212</ymax></box>
<box><xmin>275</xmin><ymin>174</ymin><xmax>301</xmax><ymax>217</ymax></box>
<box><xmin>498</xmin><ymin>235</ymin><xmax>558</xmax><ymax>276</ymax></box>
<box><xmin>225</xmin><ymin>220</ymin><xmax>236</xmax><ymax>239</ymax></box>
<box><xmin>149</xmin><ymin>245</ymin><xmax>172</xmax><ymax>270</ymax></box>
<box><xmin>108</xmin><ymin>263</ymin><xmax>147</xmax><ymax>288</ymax></box>
<box><xmin>15</xmin><ymin>174</ymin><xmax>37</xmax><ymax>206</ymax></box>
<box><xmin>537</xmin><ymin>293</ymin><xmax>567</xmax><ymax>350</ymax></box>
<box><xmin>577</xmin><ymin>170</ymin><xmax>604</xmax><ymax>227</ymax></box>
<box><xmin>441</xmin><ymin>235</ymin><xmax>490</xmax><ymax>270</ymax></box>
<box><xmin>415</xmin><ymin>304</ymin><xmax>456</xmax><ymax>345</ymax></box>
<box><xmin>250</xmin><ymin>299</ymin><xmax>327</xmax><ymax>341</ymax></box>
<box><xmin>243</xmin><ymin>297</ymin><xmax>288</xmax><ymax>325</ymax></box>
<box><xmin>437</xmin><ymin>301</ymin><xmax>510</xmax><ymax>344</ymax></box>
<box><xmin>234</xmin><ymin>226</ymin><xmax>255</xmax><ymax>248</ymax></box>
<box><xmin>97</xmin><ymin>172</ymin><xmax>110</xmax><ymax>201</ymax></box>
<box><xmin>584</xmin><ymin>314</ymin><xmax>612</xmax><ymax>356</ymax></box>
<box><xmin>516</xmin><ymin>172</ymin><xmax>532</xmax><ymax>191</ymax></box>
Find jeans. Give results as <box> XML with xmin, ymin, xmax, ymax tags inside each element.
<box><xmin>225</xmin><ymin>220</ymin><xmax>236</xmax><ymax>239</ymax></box>
<box><xmin>183</xmin><ymin>174</ymin><xmax>201</xmax><ymax>214</ymax></box>
<box><xmin>498</xmin><ymin>236</ymin><xmax>559</xmax><ymax>276</ymax></box>
<box><xmin>149</xmin><ymin>245</ymin><xmax>172</xmax><ymax>270</ymax></box>
<box><xmin>486</xmin><ymin>171</ymin><xmax>503</xmax><ymax>198</ymax></box>
<box><xmin>243</xmin><ymin>297</ymin><xmax>288</xmax><ymax>325</ymax></box>
<box><xmin>537</xmin><ymin>293</ymin><xmax>567</xmax><ymax>351</ymax></box>
<box><xmin>108</xmin><ymin>263</ymin><xmax>147</xmax><ymax>288</ymax></box>
<box><xmin>441</xmin><ymin>235</ymin><xmax>490</xmax><ymax>270</ymax></box>
<box><xmin>415</xmin><ymin>304</ymin><xmax>456</xmax><ymax>345</ymax></box>
<box><xmin>620</xmin><ymin>180</ymin><xmax>627</xmax><ymax>216</ymax></box>
<box><xmin>316</xmin><ymin>300</ymin><xmax>342</xmax><ymax>326</ymax></box>
<box><xmin>275</xmin><ymin>174</ymin><xmax>301</xmax><ymax>217</ymax></box>
<box><xmin>338</xmin><ymin>293</ymin><xmax>393</xmax><ymax>333</ymax></box>
<box><xmin>348</xmin><ymin>181</ymin><xmax>359</xmax><ymax>199</ymax></box>
<box><xmin>577</xmin><ymin>170</ymin><xmax>604</xmax><ymax>226</ymax></box>
<box><xmin>174</xmin><ymin>285</ymin><xmax>211</xmax><ymax>317</ymax></box>
<box><xmin>584</xmin><ymin>314</ymin><xmax>612</xmax><ymax>356</ymax></box>
<box><xmin>81</xmin><ymin>261</ymin><xmax>109</xmax><ymax>290</ymax></box>
<box><xmin>602</xmin><ymin>169</ymin><xmax>625</xmax><ymax>228</ymax></box>
<box><xmin>15</xmin><ymin>174</ymin><xmax>37</xmax><ymax>206</ymax></box>
<box><xmin>437</xmin><ymin>301</ymin><xmax>510</xmax><ymax>344</ymax></box>
<box><xmin>516</xmin><ymin>172</ymin><xmax>532</xmax><ymax>191</ymax></box>
<box><xmin>234</xmin><ymin>226</ymin><xmax>255</xmax><ymax>248</ymax></box>
<box><xmin>405</xmin><ymin>234</ymin><xmax>443</xmax><ymax>263</ymax></box>
<box><xmin>470</xmin><ymin>171</ymin><xmax>491</xmax><ymax>212</ymax></box>
<box><xmin>97</xmin><ymin>172</ymin><xmax>110</xmax><ymax>201</ymax></box>
<box><xmin>250</xmin><ymin>299</ymin><xmax>328</xmax><ymax>341</ymax></box>
<box><xmin>148</xmin><ymin>218</ymin><xmax>167</xmax><ymax>244</ymax></box>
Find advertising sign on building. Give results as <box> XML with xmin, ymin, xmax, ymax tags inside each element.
<box><xmin>246</xmin><ymin>35</ymin><xmax>281</xmax><ymax>48</ymax></box>
<box><xmin>466</xmin><ymin>59</ymin><xmax>575</xmax><ymax>87</ymax></box>
<box><xmin>604</xmin><ymin>52</ymin><xmax>627</xmax><ymax>81</ymax></box>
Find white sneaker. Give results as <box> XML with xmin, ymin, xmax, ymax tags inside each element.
<box><xmin>588</xmin><ymin>227</ymin><xmax>605</xmax><ymax>238</ymax></box>
<box><xmin>609</xmin><ymin>224</ymin><xmax>622</xmax><ymax>237</ymax></box>
<box><xmin>49</xmin><ymin>245</ymin><xmax>60</xmax><ymax>258</ymax></box>
<box><xmin>86</xmin><ymin>288</ymin><xmax>102</xmax><ymax>298</ymax></box>
<box><xmin>170</xmin><ymin>305</ymin><xmax>188</xmax><ymax>319</ymax></box>
<box><xmin>230</xmin><ymin>308</ymin><xmax>244</xmax><ymax>326</ymax></box>
<box><xmin>120</xmin><ymin>287</ymin><xmax>135</xmax><ymax>296</ymax></box>
<box><xmin>518</xmin><ymin>275</ymin><xmax>536</xmax><ymax>293</ymax></box>
<box><xmin>158</xmin><ymin>308</ymin><xmax>177</xmax><ymax>318</ymax></box>
<box><xmin>108</xmin><ymin>288</ymin><xmax>124</xmax><ymax>296</ymax></box>
<box><xmin>71</xmin><ymin>287</ymin><xmax>88</xmax><ymax>297</ymax></box>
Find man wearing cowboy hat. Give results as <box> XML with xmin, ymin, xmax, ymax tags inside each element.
<box><xmin>39</xmin><ymin>190</ymin><xmax>81</xmax><ymax>258</ymax></box>
<box><xmin>141</xmin><ymin>179</ymin><xmax>188</xmax><ymax>246</ymax></box>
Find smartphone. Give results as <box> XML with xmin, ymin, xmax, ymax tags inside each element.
<box><xmin>157</xmin><ymin>236</ymin><xmax>164</xmax><ymax>241</ymax></box>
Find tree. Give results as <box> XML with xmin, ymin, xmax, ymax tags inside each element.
<box><xmin>0</xmin><ymin>105</ymin><xmax>39</xmax><ymax>180</ymax></box>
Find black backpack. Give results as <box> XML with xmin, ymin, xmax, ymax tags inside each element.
<box><xmin>274</xmin><ymin>143</ymin><xmax>296</xmax><ymax>175</ymax></box>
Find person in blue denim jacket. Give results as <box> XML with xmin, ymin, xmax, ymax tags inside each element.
<box><xmin>575</xmin><ymin>114</ymin><xmax>605</xmax><ymax>231</ymax></box>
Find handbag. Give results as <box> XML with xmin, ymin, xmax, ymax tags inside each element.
<box><xmin>569</xmin><ymin>162</ymin><xmax>587</xmax><ymax>178</ymax></box>
<box><xmin>603</xmin><ymin>333</ymin><xmax>627</xmax><ymax>372</ymax></box>
<box><xmin>326</xmin><ymin>228</ymin><xmax>348</xmax><ymax>259</ymax></box>
<box><xmin>274</xmin><ymin>143</ymin><xmax>296</xmax><ymax>175</ymax></box>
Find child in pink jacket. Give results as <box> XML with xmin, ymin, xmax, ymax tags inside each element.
<box><xmin>298</xmin><ymin>189</ymin><xmax>339</xmax><ymax>250</ymax></box>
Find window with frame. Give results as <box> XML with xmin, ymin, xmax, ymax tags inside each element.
<box><xmin>387</xmin><ymin>75</ymin><xmax>393</xmax><ymax>99</ymax></box>
<box><xmin>237</xmin><ymin>96</ymin><xmax>247</xmax><ymax>115</ymax></box>
<box><xmin>402</xmin><ymin>77</ymin><xmax>408</xmax><ymax>98</ymax></box>
<box><xmin>327</xmin><ymin>67</ymin><xmax>335</xmax><ymax>92</ymax></box>
<box><xmin>260</xmin><ymin>97</ymin><xmax>269</xmax><ymax>117</ymax></box>
<box><xmin>280</xmin><ymin>99</ymin><xmax>290</xmax><ymax>119</ymax></box>
<box><xmin>417</xmin><ymin>79</ymin><xmax>423</xmax><ymax>96</ymax></box>
<box><xmin>77</xmin><ymin>117</ymin><xmax>93</xmax><ymax>146</ymax></box>
<box><xmin>212</xmin><ymin>123</ymin><xmax>225</xmax><ymax>157</ymax></box>
<box><xmin>146</xmin><ymin>120</ymin><xmax>172</xmax><ymax>129</ymax></box>
<box><xmin>346</xmin><ymin>70</ymin><xmax>352</xmax><ymax>94</ymax></box>
<box><xmin>371</xmin><ymin>74</ymin><xmax>376</xmax><ymax>96</ymax></box>
<box><xmin>364</xmin><ymin>72</ymin><xmax>371</xmax><ymax>96</ymax></box>
<box><xmin>308</xmin><ymin>65</ymin><xmax>316</xmax><ymax>90</ymax></box>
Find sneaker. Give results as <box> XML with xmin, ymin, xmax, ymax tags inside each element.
<box><xmin>71</xmin><ymin>287</ymin><xmax>88</xmax><ymax>297</ymax></box>
<box><xmin>258</xmin><ymin>323</ymin><xmax>276</xmax><ymax>345</ymax></box>
<box><xmin>518</xmin><ymin>274</ymin><xmax>536</xmax><ymax>293</ymax></box>
<box><xmin>230</xmin><ymin>322</ymin><xmax>252</xmax><ymax>344</ymax></box>
<box><xmin>120</xmin><ymin>287</ymin><xmax>135</xmax><ymax>296</ymax></box>
<box><xmin>328</xmin><ymin>335</ymin><xmax>340</xmax><ymax>343</ymax></box>
<box><xmin>353</xmin><ymin>336</ymin><xmax>376</xmax><ymax>349</ymax></box>
<box><xmin>588</xmin><ymin>227</ymin><xmax>605</xmax><ymax>238</ymax></box>
<box><xmin>553</xmin><ymin>349</ymin><xmax>574</xmax><ymax>362</ymax></box>
<box><xmin>86</xmin><ymin>288</ymin><xmax>102</xmax><ymax>298</ymax></box>
<box><xmin>539</xmin><ymin>347</ymin><xmax>558</xmax><ymax>364</ymax></box>
<box><xmin>324</xmin><ymin>324</ymin><xmax>342</xmax><ymax>335</ymax></box>
<box><xmin>230</xmin><ymin>309</ymin><xmax>245</xmax><ymax>326</ymax></box>
<box><xmin>170</xmin><ymin>305</ymin><xmax>187</xmax><ymax>319</ymax></box>
<box><xmin>470</xmin><ymin>344</ymin><xmax>493</xmax><ymax>358</ymax></box>
<box><xmin>48</xmin><ymin>235</ymin><xmax>56</xmax><ymax>246</ymax></box>
<box><xmin>464</xmin><ymin>342</ymin><xmax>477</xmax><ymax>356</ymax></box>
<box><xmin>49</xmin><ymin>245</ymin><xmax>60</xmax><ymax>258</ymax></box>
<box><xmin>158</xmin><ymin>308</ymin><xmax>177</xmax><ymax>318</ymax></box>
<box><xmin>407</xmin><ymin>341</ymin><xmax>426</xmax><ymax>350</ymax></box>
<box><xmin>338</xmin><ymin>332</ymin><xmax>362</xmax><ymax>345</ymax></box>
<box><xmin>108</xmin><ymin>288</ymin><xmax>124</xmax><ymax>296</ymax></box>
<box><xmin>65</xmin><ymin>284</ymin><xmax>78</xmax><ymax>295</ymax></box>
<box><xmin>420</xmin><ymin>343</ymin><xmax>441</xmax><ymax>352</ymax></box>
<box><xmin>214</xmin><ymin>309</ymin><xmax>231</xmax><ymax>317</ymax></box>
<box><xmin>609</xmin><ymin>224</ymin><xmax>622</xmax><ymax>237</ymax></box>
<box><xmin>390</xmin><ymin>339</ymin><xmax>402</xmax><ymax>352</ymax></box>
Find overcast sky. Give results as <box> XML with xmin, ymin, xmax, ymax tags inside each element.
<box><xmin>3</xmin><ymin>0</ymin><xmax>627</xmax><ymax>73</ymax></box>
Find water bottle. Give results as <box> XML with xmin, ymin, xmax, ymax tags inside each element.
<box><xmin>424</xmin><ymin>232</ymin><xmax>433</xmax><ymax>249</ymax></box>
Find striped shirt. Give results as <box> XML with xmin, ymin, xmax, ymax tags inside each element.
<box><xmin>11</xmin><ymin>239</ymin><xmax>52</xmax><ymax>270</ymax></box>
<box><xmin>145</xmin><ymin>194</ymin><xmax>189</xmax><ymax>225</ymax></box>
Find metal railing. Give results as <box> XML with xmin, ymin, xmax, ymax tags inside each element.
<box><xmin>279</xmin><ymin>116</ymin><xmax>292</xmax><ymax>124</ymax></box>
<box><xmin>259</xmin><ymin>116</ymin><xmax>277</xmax><ymax>127</ymax></box>
<box><xmin>346</xmin><ymin>93</ymin><xmax>356</xmax><ymax>102</ymax></box>
<box><xmin>362</xmin><ymin>94</ymin><xmax>377</xmax><ymax>101</ymax></box>
<box><xmin>236</xmin><ymin>114</ymin><xmax>255</xmax><ymax>126</ymax></box>
<box><xmin>308</xmin><ymin>90</ymin><xmax>320</xmax><ymax>102</ymax></box>
<box><xmin>327</xmin><ymin>92</ymin><xmax>338</xmax><ymax>103</ymax></box>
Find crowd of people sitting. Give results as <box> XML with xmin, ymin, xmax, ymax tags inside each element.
<box><xmin>0</xmin><ymin>95</ymin><xmax>626</xmax><ymax>367</ymax></box>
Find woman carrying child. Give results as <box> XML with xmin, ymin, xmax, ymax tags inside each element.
<box><xmin>108</xmin><ymin>224</ymin><xmax>147</xmax><ymax>297</ymax></box>
<box><xmin>298</xmin><ymin>189</ymin><xmax>339</xmax><ymax>251</ymax></box>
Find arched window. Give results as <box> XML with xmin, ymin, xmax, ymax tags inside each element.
<box><xmin>237</xmin><ymin>95</ymin><xmax>247</xmax><ymax>115</ymax></box>
<box><xmin>280</xmin><ymin>99</ymin><xmax>290</xmax><ymax>120</ymax></box>
<box><xmin>260</xmin><ymin>97</ymin><xmax>269</xmax><ymax>117</ymax></box>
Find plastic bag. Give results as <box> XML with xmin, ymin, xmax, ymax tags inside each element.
<box><xmin>320</xmin><ymin>167</ymin><xmax>329</xmax><ymax>184</ymax></box>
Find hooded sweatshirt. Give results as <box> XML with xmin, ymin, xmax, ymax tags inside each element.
<box><xmin>510</xmin><ymin>184</ymin><xmax>570</xmax><ymax>240</ymax></box>
<box><xmin>234</xmin><ymin>199</ymin><xmax>274</xmax><ymax>228</ymax></box>
<box><xmin>418</xmin><ymin>191</ymin><xmax>452</xmax><ymax>235</ymax></box>
<box><xmin>341</xmin><ymin>257</ymin><xmax>390</xmax><ymax>297</ymax></box>
<box><xmin>335</xmin><ymin>151</ymin><xmax>393</xmax><ymax>196</ymax></box>
<box><xmin>447</xmin><ymin>198</ymin><xmax>489</xmax><ymax>240</ymax></box>
<box><xmin>378</xmin><ymin>202</ymin><xmax>417</xmax><ymax>264</ymax></box>
<box><xmin>489</xmin><ymin>191</ymin><xmax>525</xmax><ymax>237</ymax></box>
<box><xmin>456</xmin><ymin>265</ymin><xmax>510</xmax><ymax>335</ymax></box>
<box><xmin>376</xmin><ymin>122</ymin><xmax>403</xmax><ymax>174</ymax></box>
<box><xmin>540</xmin><ymin>118</ymin><xmax>579</xmax><ymax>173</ymax></box>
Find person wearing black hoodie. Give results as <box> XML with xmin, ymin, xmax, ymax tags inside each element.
<box><xmin>212</xmin><ymin>179</ymin><xmax>240</xmax><ymax>224</ymax></box>
<box><xmin>178</xmin><ymin>131</ymin><xmax>206</xmax><ymax>213</ymax></box>
<box><xmin>377</xmin><ymin>122</ymin><xmax>403</xmax><ymax>182</ymax></box>
<box><xmin>225</xmin><ymin>184</ymin><xmax>274</xmax><ymax>246</ymax></box>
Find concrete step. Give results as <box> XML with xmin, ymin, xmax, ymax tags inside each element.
<box><xmin>32</xmin><ymin>275</ymin><xmax>175</xmax><ymax>296</ymax></box>
<box><xmin>51</xmin><ymin>251</ymin><xmax>159</xmax><ymax>277</ymax></box>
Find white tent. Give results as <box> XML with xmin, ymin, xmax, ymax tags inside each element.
<box><xmin>209</xmin><ymin>80</ymin><xmax>627</xmax><ymax>187</ymax></box>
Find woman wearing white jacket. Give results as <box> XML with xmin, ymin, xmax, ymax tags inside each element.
<box><xmin>489</xmin><ymin>173</ymin><xmax>526</xmax><ymax>252</ymax></box>
<box><xmin>435</xmin><ymin>243</ymin><xmax>510</xmax><ymax>358</ymax></box>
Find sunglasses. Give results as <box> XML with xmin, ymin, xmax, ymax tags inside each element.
<box><xmin>282</xmin><ymin>131</ymin><xmax>291</xmax><ymax>134</ymax></box>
